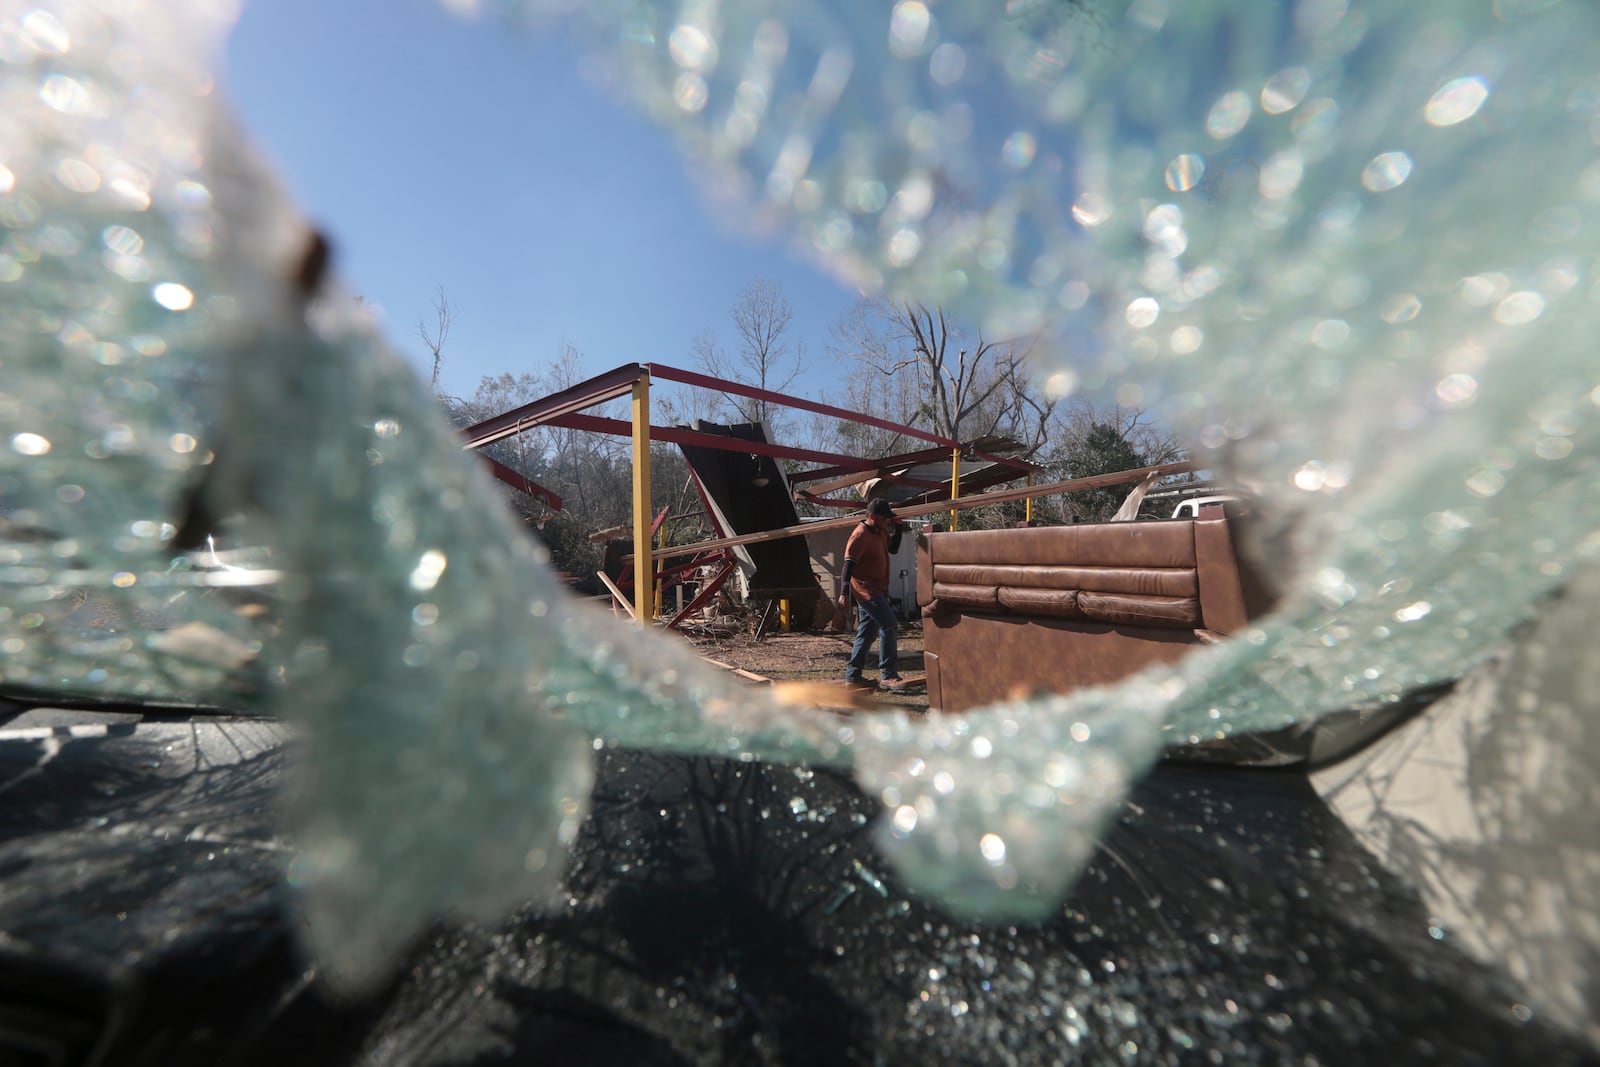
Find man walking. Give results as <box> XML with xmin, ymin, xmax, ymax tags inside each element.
<box><xmin>838</xmin><ymin>498</ymin><xmax>907</xmax><ymax>691</ymax></box>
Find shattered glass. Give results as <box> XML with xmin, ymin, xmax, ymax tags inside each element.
<box><xmin>1</xmin><ymin>0</ymin><xmax>1597</xmax><ymax>1053</ymax></box>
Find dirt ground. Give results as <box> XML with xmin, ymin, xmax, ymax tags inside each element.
<box><xmin>679</xmin><ymin>620</ymin><xmax>930</xmax><ymax>712</ymax></box>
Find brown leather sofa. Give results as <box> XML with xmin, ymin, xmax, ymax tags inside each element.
<box><xmin>917</xmin><ymin>504</ymin><xmax>1252</xmax><ymax>713</ymax></box>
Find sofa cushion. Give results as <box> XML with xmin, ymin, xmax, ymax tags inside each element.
<box><xmin>996</xmin><ymin>586</ymin><xmax>1083</xmax><ymax>618</ymax></box>
<box><xmin>1077</xmin><ymin>591</ymin><xmax>1202</xmax><ymax>629</ymax></box>
<box><xmin>929</xmin><ymin>582</ymin><xmax>1001</xmax><ymax>613</ymax></box>
<box><xmin>935</xmin><ymin>562</ymin><xmax>1197</xmax><ymax>598</ymax></box>
<box><xmin>924</xmin><ymin>521</ymin><xmax>1198</xmax><ymax>568</ymax></box>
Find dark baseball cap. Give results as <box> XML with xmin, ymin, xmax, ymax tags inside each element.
<box><xmin>867</xmin><ymin>498</ymin><xmax>895</xmax><ymax>519</ymax></box>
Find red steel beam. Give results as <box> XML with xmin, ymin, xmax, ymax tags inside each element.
<box><xmin>790</xmin><ymin>451</ymin><xmax>945</xmax><ymax>486</ymax></box>
<box><xmin>790</xmin><ymin>440</ymin><xmax>1039</xmax><ymax>485</ymax></box>
<box><xmin>546</xmin><ymin>411</ymin><xmax>883</xmax><ymax>470</ymax></box>
<box><xmin>460</xmin><ymin>363</ymin><xmax>643</xmax><ymax>450</ymax></box>
<box><xmin>460</xmin><ymin>360</ymin><xmax>1036</xmax><ymax>483</ymax></box>
<box><xmin>479</xmin><ymin>454</ymin><xmax>562</xmax><ymax>510</ymax></box>
<box><xmin>645</xmin><ymin>363</ymin><xmax>962</xmax><ymax>449</ymax></box>
<box><xmin>667</xmin><ymin>556</ymin><xmax>737</xmax><ymax>629</ymax></box>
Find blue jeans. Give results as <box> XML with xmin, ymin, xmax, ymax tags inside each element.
<box><xmin>846</xmin><ymin>593</ymin><xmax>899</xmax><ymax>680</ymax></box>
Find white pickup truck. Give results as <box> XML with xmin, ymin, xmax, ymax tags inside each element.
<box><xmin>1171</xmin><ymin>495</ymin><xmax>1238</xmax><ymax>519</ymax></box>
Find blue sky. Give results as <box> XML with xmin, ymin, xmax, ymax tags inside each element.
<box><xmin>223</xmin><ymin>0</ymin><xmax>860</xmax><ymax>403</ymax></box>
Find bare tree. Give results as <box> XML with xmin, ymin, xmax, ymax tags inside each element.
<box><xmin>1042</xmin><ymin>401</ymin><xmax>1190</xmax><ymax>522</ymax></box>
<box><xmin>655</xmin><ymin>366</ymin><xmax>723</xmax><ymax>431</ymax></box>
<box><xmin>536</xmin><ymin>343</ymin><xmax>629</xmax><ymax>523</ymax></box>
<box><xmin>802</xmin><ymin>363</ymin><xmax>923</xmax><ymax>460</ymax></box>
<box><xmin>451</xmin><ymin>370</ymin><xmax>555</xmax><ymax>528</ymax></box>
<box><xmin>694</xmin><ymin>277</ymin><xmax>807</xmax><ymax>431</ymax></box>
<box><xmin>1050</xmin><ymin>401</ymin><xmax>1188</xmax><ymax>467</ymax></box>
<box><xmin>418</xmin><ymin>286</ymin><xmax>455</xmax><ymax>396</ymax></box>
<box><xmin>829</xmin><ymin>298</ymin><xmax>1054</xmax><ymax>455</ymax></box>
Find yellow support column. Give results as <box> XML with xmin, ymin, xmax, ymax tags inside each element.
<box><xmin>1025</xmin><ymin>472</ymin><xmax>1034</xmax><ymax>524</ymax></box>
<box><xmin>631</xmin><ymin>368</ymin><xmax>652</xmax><ymax>626</ymax></box>
<box><xmin>950</xmin><ymin>448</ymin><xmax>961</xmax><ymax>532</ymax></box>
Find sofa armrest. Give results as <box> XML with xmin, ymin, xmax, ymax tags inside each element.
<box><xmin>915</xmin><ymin>531</ymin><xmax>932</xmax><ymax>609</ymax></box>
<box><xmin>1194</xmin><ymin>506</ymin><xmax>1248</xmax><ymax>634</ymax></box>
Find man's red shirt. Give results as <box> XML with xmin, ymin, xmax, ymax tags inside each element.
<box><xmin>844</xmin><ymin>520</ymin><xmax>892</xmax><ymax>601</ymax></box>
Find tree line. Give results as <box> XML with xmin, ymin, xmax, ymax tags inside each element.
<box><xmin>428</xmin><ymin>280</ymin><xmax>1189</xmax><ymax>584</ymax></box>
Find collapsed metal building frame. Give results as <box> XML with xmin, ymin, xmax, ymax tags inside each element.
<box><xmin>460</xmin><ymin>362</ymin><xmax>1194</xmax><ymax>625</ymax></box>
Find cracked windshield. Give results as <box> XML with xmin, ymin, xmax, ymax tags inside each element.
<box><xmin>1</xmin><ymin>0</ymin><xmax>1597</xmax><ymax>1063</ymax></box>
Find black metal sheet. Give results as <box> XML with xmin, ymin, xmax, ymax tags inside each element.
<box><xmin>677</xmin><ymin>422</ymin><xmax>819</xmax><ymax>599</ymax></box>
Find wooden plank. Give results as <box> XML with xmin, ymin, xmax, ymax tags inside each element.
<box><xmin>698</xmin><ymin>655</ymin><xmax>774</xmax><ymax>685</ymax></box>
<box><xmin>588</xmin><ymin>522</ymin><xmax>631</xmax><ymax>544</ymax></box>
<box><xmin>630</xmin><ymin>460</ymin><xmax>1202</xmax><ymax>564</ymax></box>
<box><xmin>595</xmin><ymin>570</ymin><xmax>636</xmax><ymax>620</ymax></box>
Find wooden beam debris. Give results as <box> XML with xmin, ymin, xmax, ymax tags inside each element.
<box><xmin>629</xmin><ymin>460</ymin><xmax>1201</xmax><ymax>564</ymax></box>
